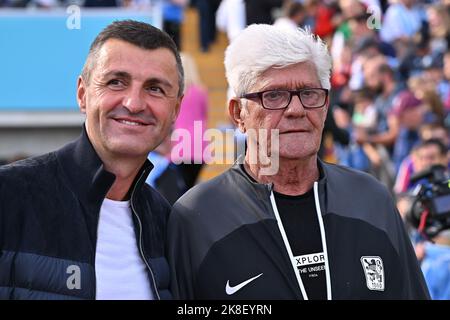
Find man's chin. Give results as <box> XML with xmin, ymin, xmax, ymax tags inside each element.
<box><xmin>279</xmin><ymin>149</ymin><xmax>317</xmax><ymax>161</ymax></box>
<box><xmin>105</xmin><ymin>142</ymin><xmax>152</xmax><ymax>159</ymax></box>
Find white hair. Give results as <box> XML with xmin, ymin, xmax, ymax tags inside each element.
<box><xmin>224</xmin><ymin>24</ymin><xmax>332</xmax><ymax>97</ymax></box>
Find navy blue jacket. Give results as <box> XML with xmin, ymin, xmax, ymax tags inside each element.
<box><xmin>0</xmin><ymin>127</ymin><xmax>171</xmax><ymax>299</ymax></box>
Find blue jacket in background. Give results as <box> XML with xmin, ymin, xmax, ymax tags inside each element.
<box><xmin>421</xmin><ymin>243</ymin><xmax>450</xmax><ymax>300</ymax></box>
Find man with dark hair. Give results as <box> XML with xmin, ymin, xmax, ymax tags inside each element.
<box><xmin>358</xmin><ymin>58</ymin><xmax>404</xmax><ymax>188</ymax></box>
<box><xmin>413</xmin><ymin>139</ymin><xmax>449</xmax><ymax>175</ymax></box>
<box><xmin>0</xmin><ymin>20</ymin><xmax>184</xmax><ymax>300</ymax></box>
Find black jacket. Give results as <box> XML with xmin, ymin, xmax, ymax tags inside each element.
<box><xmin>0</xmin><ymin>127</ymin><xmax>171</xmax><ymax>300</ymax></box>
<box><xmin>168</xmin><ymin>160</ymin><xmax>430</xmax><ymax>299</ymax></box>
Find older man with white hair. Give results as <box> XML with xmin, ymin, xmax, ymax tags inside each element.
<box><xmin>167</xmin><ymin>24</ymin><xmax>430</xmax><ymax>300</ymax></box>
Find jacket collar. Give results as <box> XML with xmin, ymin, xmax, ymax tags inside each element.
<box><xmin>230</xmin><ymin>155</ymin><xmax>329</xmax><ymax>299</ymax></box>
<box><xmin>231</xmin><ymin>155</ymin><xmax>328</xmax><ymax>188</ymax></box>
<box><xmin>55</xmin><ymin>125</ymin><xmax>154</xmax><ymax>205</ymax></box>
<box><xmin>231</xmin><ymin>155</ymin><xmax>329</xmax><ymax>211</ymax></box>
<box><xmin>230</xmin><ymin>156</ymin><xmax>272</xmax><ymax>202</ymax></box>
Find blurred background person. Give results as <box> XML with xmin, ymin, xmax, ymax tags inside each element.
<box><xmin>196</xmin><ymin>0</ymin><xmax>222</xmax><ymax>52</ymax></box>
<box><xmin>314</xmin><ymin>0</ymin><xmax>340</xmax><ymax>44</ymax></box>
<box><xmin>121</xmin><ymin>0</ymin><xmax>151</xmax><ymax>9</ymax></box>
<box><xmin>412</xmin><ymin>139</ymin><xmax>449</xmax><ymax>176</ymax></box>
<box><xmin>395</xmin><ymin>138</ymin><xmax>448</xmax><ymax>228</ymax></box>
<box><xmin>216</xmin><ymin>0</ymin><xmax>246</xmax><ymax>42</ymax></box>
<box><xmin>244</xmin><ymin>0</ymin><xmax>283</xmax><ymax>25</ymax></box>
<box><xmin>394</xmin><ymin>124</ymin><xmax>449</xmax><ymax>195</ymax></box>
<box><xmin>349</xmin><ymin>89</ymin><xmax>378</xmax><ymax>172</ymax></box>
<box><xmin>273</xmin><ymin>0</ymin><xmax>306</xmax><ymax>31</ymax></box>
<box><xmin>172</xmin><ymin>52</ymin><xmax>209</xmax><ymax>189</ymax></box>
<box><xmin>382</xmin><ymin>90</ymin><xmax>424</xmax><ymax>173</ymax></box>
<box><xmin>395</xmin><ymin>138</ymin><xmax>449</xmax><ymax>300</ymax></box>
<box><xmin>380</xmin><ymin>0</ymin><xmax>427</xmax><ymax>58</ymax></box>
<box><xmin>162</xmin><ymin>0</ymin><xmax>188</xmax><ymax>49</ymax></box>
<box><xmin>443</xmin><ymin>50</ymin><xmax>450</xmax><ymax>117</ymax></box>
<box><xmin>408</xmin><ymin>73</ymin><xmax>446</xmax><ymax>126</ymax></box>
<box><xmin>426</xmin><ymin>3</ymin><xmax>450</xmax><ymax>55</ymax></box>
<box><xmin>352</xmin><ymin>59</ymin><xmax>402</xmax><ymax>189</ymax></box>
<box><xmin>147</xmin><ymin>130</ymin><xmax>187</xmax><ymax>205</ymax></box>
<box><xmin>420</xmin><ymin>229</ymin><xmax>450</xmax><ymax>300</ymax></box>
<box><xmin>84</xmin><ymin>0</ymin><xmax>117</xmax><ymax>7</ymax></box>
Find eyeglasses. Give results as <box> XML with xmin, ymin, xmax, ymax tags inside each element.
<box><xmin>241</xmin><ymin>88</ymin><xmax>329</xmax><ymax>110</ymax></box>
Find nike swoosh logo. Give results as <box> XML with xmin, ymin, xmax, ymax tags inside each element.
<box><xmin>225</xmin><ymin>273</ymin><xmax>263</xmax><ymax>295</ymax></box>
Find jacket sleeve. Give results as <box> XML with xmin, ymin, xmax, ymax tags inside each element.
<box><xmin>167</xmin><ymin>203</ymin><xmax>196</xmax><ymax>299</ymax></box>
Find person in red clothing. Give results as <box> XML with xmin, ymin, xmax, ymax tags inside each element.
<box><xmin>314</xmin><ymin>0</ymin><xmax>340</xmax><ymax>42</ymax></box>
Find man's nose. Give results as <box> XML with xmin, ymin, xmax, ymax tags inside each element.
<box><xmin>123</xmin><ymin>86</ymin><xmax>146</xmax><ymax>113</ymax></box>
<box><xmin>284</xmin><ymin>93</ymin><xmax>306</xmax><ymax>117</ymax></box>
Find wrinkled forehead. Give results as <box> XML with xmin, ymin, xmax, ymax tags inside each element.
<box><xmin>96</xmin><ymin>39</ymin><xmax>175</xmax><ymax>65</ymax></box>
<box><xmin>93</xmin><ymin>40</ymin><xmax>178</xmax><ymax>80</ymax></box>
<box><xmin>255</xmin><ymin>61</ymin><xmax>321</xmax><ymax>90</ymax></box>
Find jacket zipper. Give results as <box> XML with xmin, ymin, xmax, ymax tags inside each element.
<box><xmin>94</xmin><ymin>200</ymin><xmax>103</xmax><ymax>299</ymax></box>
<box><xmin>94</xmin><ymin>217</ymin><xmax>99</xmax><ymax>299</ymax></box>
<box><xmin>130</xmin><ymin>170</ymin><xmax>161</xmax><ymax>300</ymax></box>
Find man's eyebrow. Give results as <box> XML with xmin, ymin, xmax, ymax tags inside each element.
<box><xmin>259</xmin><ymin>82</ymin><xmax>320</xmax><ymax>91</ymax></box>
<box><xmin>102</xmin><ymin>70</ymin><xmax>131</xmax><ymax>80</ymax></box>
<box><xmin>144</xmin><ymin>77</ymin><xmax>174</xmax><ymax>89</ymax></box>
<box><xmin>296</xmin><ymin>83</ymin><xmax>321</xmax><ymax>88</ymax></box>
<box><xmin>100</xmin><ymin>71</ymin><xmax>175</xmax><ymax>89</ymax></box>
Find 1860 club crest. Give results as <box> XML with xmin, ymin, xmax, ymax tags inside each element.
<box><xmin>360</xmin><ymin>256</ymin><xmax>385</xmax><ymax>291</ymax></box>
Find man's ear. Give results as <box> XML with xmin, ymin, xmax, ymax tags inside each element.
<box><xmin>228</xmin><ymin>98</ymin><xmax>246</xmax><ymax>133</ymax></box>
<box><xmin>77</xmin><ymin>76</ymin><xmax>87</xmax><ymax>114</ymax></box>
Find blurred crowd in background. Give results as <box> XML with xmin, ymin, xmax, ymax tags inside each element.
<box><xmin>1</xmin><ymin>0</ymin><xmax>450</xmax><ymax>299</ymax></box>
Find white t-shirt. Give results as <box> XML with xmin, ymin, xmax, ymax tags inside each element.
<box><xmin>95</xmin><ymin>198</ymin><xmax>154</xmax><ymax>300</ymax></box>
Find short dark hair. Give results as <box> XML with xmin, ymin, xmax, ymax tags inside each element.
<box><xmin>414</xmin><ymin>138</ymin><xmax>448</xmax><ymax>156</ymax></box>
<box><xmin>81</xmin><ymin>20</ymin><xmax>184</xmax><ymax>96</ymax></box>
